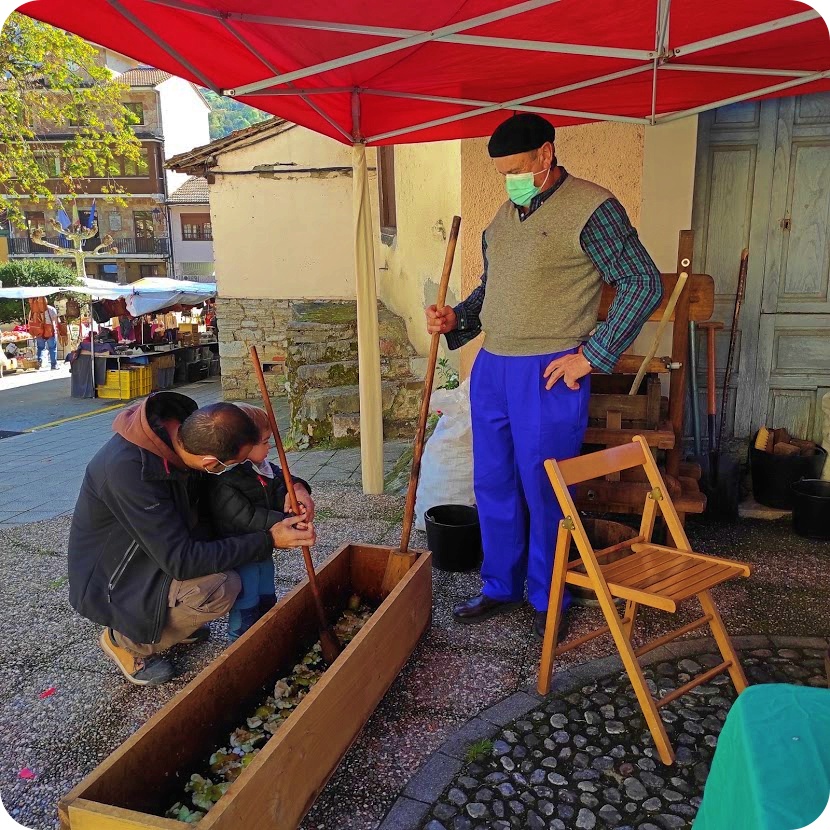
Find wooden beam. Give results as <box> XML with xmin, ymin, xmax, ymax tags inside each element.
<box><xmin>666</xmin><ymin>232</ymin><xmax>695</xmax><ymax>478</ymax></box>
<box><xmin>598</xmin><ymin>272</ymin><xmax>714</xmax><ymax>323</ymax></box>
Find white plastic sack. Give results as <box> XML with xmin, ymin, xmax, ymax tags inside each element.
<box><xmin>414</xmin><ymin>378</ymin><xmax>475</xmax><ymax>531</ymax></box>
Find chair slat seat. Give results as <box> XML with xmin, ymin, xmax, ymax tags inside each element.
<box><xmin>565</xmin><ymin>545</ymin><xmax>747</xmax><ymax>612</ymax></box>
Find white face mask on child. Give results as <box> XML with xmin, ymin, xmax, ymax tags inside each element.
<box><xmin>250</xmin><ymin>458</ymin><xmax>274</xmax><ymax>477</ymax></box>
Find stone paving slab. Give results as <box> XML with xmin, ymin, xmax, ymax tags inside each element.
<box><xmin>0</xmin><ymin>378</ymin><xmax>409</xmax><ymax>525</ymax></box>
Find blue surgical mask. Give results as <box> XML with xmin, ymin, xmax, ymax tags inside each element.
<box><xmin>505</xmin><ymin>166</ymin><xmax>551</xmax><ymax>207</ymax></box>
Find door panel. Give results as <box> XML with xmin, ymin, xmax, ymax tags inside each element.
<box><xmin>692</xmin><ymin>102</ymin><xmax>776</xmax><ymax>440</ymax></box>
<box><xmin>765</xmin><ymin>138</ymin><xmax>830</xmax><ymax>313</ymax></box>
<box><xmin>696</xmin><ymin>92</ymin><xmax>830</xmax><ymax>443</ymax></box>
<box><xmin>756</xmin><ymin>314</ymin><xmax>830</xmax><ymax>438</ymax></box>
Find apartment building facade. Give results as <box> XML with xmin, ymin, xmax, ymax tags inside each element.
<box><xmin>6</xmin><ymin>50</ymin><xmax>211</xmax><ymax>284</ymax></box>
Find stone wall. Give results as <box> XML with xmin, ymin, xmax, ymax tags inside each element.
<box><xmin>216</xmin><ymin>297</ymin><xmax>291</xmax><ymax>400</ymax></box>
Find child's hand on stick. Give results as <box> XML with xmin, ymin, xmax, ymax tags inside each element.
<box><xmin>286</xmin><ymin>484</ymin><xmax>315</xmax><ymax>523</ymax></box>
<box><xmin>270</xmin><ymin>514</ymin><xmax>316</xmax><ymax>549</ymax></box>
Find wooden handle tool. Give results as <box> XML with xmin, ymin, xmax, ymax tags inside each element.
<box><xmin>380</xmin><ymin>215</ymin><xmax>462</xmax><ymax>596</ymax></box>
<box><xmin>250</xmin><ymin>345</ymin><xmax>341</xmax><ymax>664</ymax></box>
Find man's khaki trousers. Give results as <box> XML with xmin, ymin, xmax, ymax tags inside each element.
<box><xmin>113</xmin><ymin>570</ymin><xmax>241</xmax><ymax>657</ymax></box>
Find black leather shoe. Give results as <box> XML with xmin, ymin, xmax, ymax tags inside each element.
<box><xmin>534</xmin><ymin>609</ymin><xmax>570</xmax><ymax>641</ymax></box>
<box><xmin>453</xmin><ymin>593</ymin><xmax>523</xmax><ymax>624</ymax></box>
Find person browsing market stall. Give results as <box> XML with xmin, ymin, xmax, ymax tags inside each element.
<box><xmin>426</xmin><ymin>113</ymin><xmax>664</xmax><ymax>639</ymax></box>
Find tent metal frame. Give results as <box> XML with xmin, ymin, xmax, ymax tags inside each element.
<box><xmin>135</xmin><ymin>0</ymin><xmax>825</xmax><ymax>141</ymax></box>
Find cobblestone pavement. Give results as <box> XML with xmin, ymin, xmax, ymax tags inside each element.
<box><xmin>413</xmin><ymin>640</ymin><xmax>829</xmax><ymax>830</ymax></box>
<box><xmin>0</xmin><ymin>450</ymin><xmax>827</xmax><ymax>830</ymax></box>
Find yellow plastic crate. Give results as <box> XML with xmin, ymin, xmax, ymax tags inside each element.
<box><xmin>99</xmin><ymin>367</ymin><xmax>152</xmax><ymax>399</ymax></box>
<box><xmin>97</xmin><ymin>385</ymin><xmax>129</xmax><ymax>399</ymax></box>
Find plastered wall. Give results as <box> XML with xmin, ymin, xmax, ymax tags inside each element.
<box><xmin>377</xmin><ymin>140</ymin><xmax>463</xmax><ymax>361</ymax></box>
<box><xmin>210</xmin><ymin>129</ymin><xmax>369</xmax><ymax>300</ymax></box>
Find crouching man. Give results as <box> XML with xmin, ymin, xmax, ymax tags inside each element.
<box><xmin>69</xmin><ymin>393</ymin><xmax>315</xmax><ymax>686</ymax></box>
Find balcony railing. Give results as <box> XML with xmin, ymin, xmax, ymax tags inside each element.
<box><xmin>9</xmin><ymin>236</ymin><xmax>170</xmax><ymax>256</ymax></box>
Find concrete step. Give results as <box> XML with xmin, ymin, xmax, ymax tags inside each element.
<box><xmin>287</xmin><ymin>337</ymin><xmax>357</xmax><ymax>366</ymax></box>
<box><xmin>296</xmin><ymin>360</ymin><xmax>359</xmax><ymax>387</ymax></box>
<box><xmin>295</xmin><ymin>378</ymin><xmax>422</xmax><ymax>447</ymax></box>
<box><xmin>286</xmin><ymin>320</ymin><xmax>358</xmax><ymax>344</ymax></box>
<box><xmin>331</xmin><ymin>413</ymin><xmax>419</xmax><ymax>442</ymax></box>
<box><xmin>294</xmin><ymin>357</ymin><xmax>424</xmax><ymax>389</ymax></box>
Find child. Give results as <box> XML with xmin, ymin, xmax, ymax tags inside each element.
<box><xmin>208</xmin><ymin>403</ymin><xmax>314</xmax><ymax>641</ymax></box>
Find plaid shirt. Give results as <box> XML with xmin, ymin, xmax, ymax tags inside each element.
<box><xmin>446</xmin><ymin>169</ymin><xmax>663</xmax><ymax>374</ymax></box>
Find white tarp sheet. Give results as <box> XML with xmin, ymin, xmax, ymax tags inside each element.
<box><xmin>0</xmin><ymin>278</ymin><xmax>216</xmax><ymax>313</ymax></box>
<box><xmin>0</xmin><ymin>286</ymin><xmax>64</xmax><ymax>299</ymax></box>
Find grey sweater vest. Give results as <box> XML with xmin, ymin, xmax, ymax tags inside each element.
<box><xmin>479</xmin><ymin>174</ymin><xmax>612</xmax><ymax>357</ymax></box>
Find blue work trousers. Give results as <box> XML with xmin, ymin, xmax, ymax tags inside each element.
<box><xmin>471</xmin><ymin>348</ymin><xmax>590</xmax><ymax>612</ymax></box>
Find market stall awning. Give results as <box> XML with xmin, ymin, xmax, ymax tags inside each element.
<box><xmin>1</xmin><ymin>278</ymin><xmax>216</xmax><ymax>317</ymax></box>
<box><xmin>0</xmin><ymin>286</ymin><xmax>64</xmax><ymax>299</ymax></box>
<box><xmin>21</xmin><ymin>0</ymin><xmax>830</xmax><ymax>143</ymax></box>
<box><xmin>126</xmin><ymin>277</ymin><xmax>216</xmax><ymax>317</ymax></box>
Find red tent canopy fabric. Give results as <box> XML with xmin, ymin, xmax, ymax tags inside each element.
<box><xmin>22</xmin><ymin>0</ymin><xmax>830</xmax><ymax>144</ymax></box>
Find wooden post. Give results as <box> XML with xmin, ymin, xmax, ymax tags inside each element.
<box><xmin>666</xmin><ymin>230</ymin><xmax>694</xmax><ymax>478</ymax></box>
<box><xmin>352</xmin><ymin>142</ymin><xmax>384</xmax><ymax>494</ymax></box>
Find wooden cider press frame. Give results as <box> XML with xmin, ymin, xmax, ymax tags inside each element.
<box><xmin>577</xmin><ymin>230</ymin><xmax>714</xmax><ymax>523</ymax></box>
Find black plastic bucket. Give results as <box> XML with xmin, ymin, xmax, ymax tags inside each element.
<box><xmin>750</xmin><ymin>439</ymin><xmax>827</xmax><ymax>509</ymax></box>
<box><xmin>424</xmin><ymin>504</ymin><xmax>482</xmax><ymax>572</ymax></box>
<box><xmin>791</xmin><ymin>479</ymin><xmax>830</xmax><ymax>540</ymax></box>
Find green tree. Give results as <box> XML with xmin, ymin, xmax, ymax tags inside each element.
<box><xmin>0</xmin><ymin>13</ymin><xmax>144</xmax><ymax>227</ymax></box>
<box><xmin>202</xmin><ymin>89</ymin><xmax>270</xmax><ymax>139</ymax></box>
<box><xmin>0</xmin><ymin>259</ymin><xmax>80</xmax><ymax>323</ymax></box>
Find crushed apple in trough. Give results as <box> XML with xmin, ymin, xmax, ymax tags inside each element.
<box><xmin>165</xmin><ymin>596</ymin><xmax>373</xmax><ymax>823</ymax></box>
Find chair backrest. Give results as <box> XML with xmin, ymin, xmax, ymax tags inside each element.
<box><xmin>552</xmin><ymin>440</ymin><xmax>648</xmax><ymax>486</ymax></box>
<box><xmin>546</xmin><ymin>436</ymin><xmax>693</xmax><ymax>556</ymax></box>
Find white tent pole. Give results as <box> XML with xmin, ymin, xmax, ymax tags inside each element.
<box><xmin>672</xmin><ymin>10</ymin><xmax>819</xmax><ymax>58</ymax></box>
<box><xmin>147</xmin><ymin>0</ymin><xmax>649</xmax><ymax>62</ymax></box>
<box><xmin>662</xmin><ymin>64</ymin><xmax>818</xmax><ymax>78</ymax></box>
<box><xmin>650</xmin><ymin>0</ymin><xmax>671</xmax><ymax>124</ymax></box>
<box><xmin>226</xmin><ymin>0</ymin><xmax>564</xmax><ymax>95</ymax></box>
<box><xmin>366</xmin><ymin>66</ymin><xmax>654</xmax><ymax>142</ymax></box>
<box><xmin>360</xmin><ymin>80</ymin><xmax>651</xmax><ymax>123</ymax></box>
<box><xmin>656</xmin><ymin>68</ymin><xmax>830</xmax><ymax>123</ymax></box>
<box><xmin>351</xmin><ymin>95</ymin><xmax>384</xmax><ymax>494</ymax></box>
<box><xmin>105</xmin><ymin>0</ymin><xmax>221</xmax><ymax>92</ymax></box>
<box><xmin>233</xmin><ymin>87</ymin><xmax>353</xmax><ymax>96</ymax></box>
<box><xmin>218</xmin><ymin>19</ymin><xmax>353</xmax><ymax>141</ymax></box>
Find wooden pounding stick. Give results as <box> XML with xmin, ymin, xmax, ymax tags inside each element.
<box><xmin>250</xmin><ymin>345</ymin><xmax>341</xmax><ymax>664</ymax></box>
<box><xmin>380</xmin><ymin>215</ymin><xmax>462</xmax><ymax>596</ymax></box>
<box><xmin>629</xmin><ymin>270</ymin><xmax>689</xmax><ymax>396</ymax></box>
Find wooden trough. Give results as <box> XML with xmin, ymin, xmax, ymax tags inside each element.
<box><xmin>59</xmin><ymin>543</ymin><xmax>432</xmax><ymax>830</ymax></box>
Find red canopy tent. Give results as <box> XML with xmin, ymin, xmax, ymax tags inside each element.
<box><xmin>21</xmin><ymin>0</ymin><xmax>830</xmax><ymax>489</ymax></box>
<box><xmin>21</xmin><ymin>0</ymin><xmax>830</xmax><ymax>142</ymax></box>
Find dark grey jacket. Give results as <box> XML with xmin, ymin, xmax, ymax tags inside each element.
<box><xmin>68</xmin><ymin>394</ymin><xmax>272</xmax><ymax>644</ymax></box>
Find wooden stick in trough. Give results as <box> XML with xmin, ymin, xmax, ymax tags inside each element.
<box><xmin>249</xmin><ymin>345</ymin><xmax>342</xmax><ymax>664</ymax></box>
<box><xmin>380</xmin><ymin>215</ymin><xmax>462</xmax><ymax>597</ymax></box>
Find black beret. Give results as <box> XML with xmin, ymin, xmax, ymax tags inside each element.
<box><xmin>487</xmin><ymin>113</ymin><xmax>556</xmax><ymax>158</ymax></box>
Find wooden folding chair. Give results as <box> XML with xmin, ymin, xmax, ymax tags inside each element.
<box><xmin>538</xmin><ymin>435</ymin><xmax>751</xmax><ymax>765</ymax></box>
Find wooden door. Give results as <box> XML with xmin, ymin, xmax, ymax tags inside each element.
<box><xmin>692</xmin><ymin>92</ymin><xmax>830</xmax><ymax>443</ymax></box>
<box><xmin>754</xmin><ymin>94</ymin><xmax>830</xmax><ymax>442</ymax></box>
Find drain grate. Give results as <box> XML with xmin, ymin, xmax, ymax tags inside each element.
<box><xmin>0</xmin><ymin>430</ymin><xmax>25</xmax><ymax>440</ymax></box>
